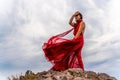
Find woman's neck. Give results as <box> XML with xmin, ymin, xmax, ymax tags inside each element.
<box><xmin>76</xmin><ymin>19</ymin><xmax>82</xmax><ymax>23</ymax></box>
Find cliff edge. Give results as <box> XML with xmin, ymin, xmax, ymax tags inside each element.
<box><xmin>9</xmin><ymin>68</ymin><xmax>117</xmax><ymax>80</ymax></box>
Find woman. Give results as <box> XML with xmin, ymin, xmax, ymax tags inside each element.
<box><xmin>42</xmin><ymin>11</ymin><xmax>85</xmax><ymax>71</ymax></box>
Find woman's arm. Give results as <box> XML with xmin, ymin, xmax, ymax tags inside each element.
<box><xmin>69</xmin><ymin>11</ymin><xmax>79</xmax><ymax>27</ymax></box>
<box><xmin>69</xmin><ymin>14</ymin><xmax>75</xmax><ymax>27</ymax></box>
<box><xmin>74</xmin><ymin>21</ymin><xmax>85</xmax><ymax>39</ymax></box>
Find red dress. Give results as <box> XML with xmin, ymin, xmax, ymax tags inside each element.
<box><xmin>42</xmin><ymin>21</ymin><xmax>84</xmax><ymax>71</ymax></box>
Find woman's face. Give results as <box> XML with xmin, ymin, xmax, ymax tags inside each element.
<box><xmin>75</xmin><ymin>14</ymin><xmax>81</xmax><ymax>22</ymax></box>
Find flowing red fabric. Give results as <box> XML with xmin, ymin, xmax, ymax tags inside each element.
<box><xmin>42</xmin><ymin>21</ymin><xmax>84</xmax><ymax>71</ymax></box>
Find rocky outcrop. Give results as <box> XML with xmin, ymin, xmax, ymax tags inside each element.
<box><xmin>9</xmin><ymin>68</ymin><xmax>117</xmax><ymax>80</ymax></box>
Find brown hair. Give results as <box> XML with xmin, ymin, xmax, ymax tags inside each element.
<box><xmin>75</xmin><ymin>12</ymin><xmax>83</xmax><ymax>19</ymax></box>
<box><xmin>78</xmin><ymin>12</ymin><xmax>83</xmax><ymax>19</ymax></box>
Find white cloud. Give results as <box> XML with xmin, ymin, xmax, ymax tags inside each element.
<box><xmin>109</xmin><ymin>0</ymin><xmax>120</xmax><ymax>33</ymax></box>
<box><xmin>0</xmin><ymin>0</ymin><xmax>15</xmax><ymax>16</ymax></box>
<box><xmin>0</xmin><ymin>75</ymin><xmax>6</xmax><ymax>80</ymax></box>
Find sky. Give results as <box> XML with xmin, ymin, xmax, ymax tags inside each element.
<box><xmin>0</xmin><ymin>0</ymin><xmax>120</xmax><ymax>80</ymax></box>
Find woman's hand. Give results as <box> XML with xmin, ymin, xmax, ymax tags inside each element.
<box><xmin>69</xmin><ymin>11</ymin><xmax>80</xmax><ymax>27</ymax></box>
<box><xmin>73</xmin><ymin>11</ymin><xmax>80</xmax><ymax>16</ymax></box>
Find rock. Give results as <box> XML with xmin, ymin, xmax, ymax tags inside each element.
<box><xmin>44</xmin><ymin>77</ymin><xmax>53</xmax><ymax>80</ymax></box>
<box><xmin>25</xmin><ymin>70</ymin><xmax>34</xmax><ymax>76</ymax></box>
<box><xmin>64</xmin><ymin>68</ymin><xmax>84</xmax><ymax>77</ymax></box>
<box><xmin>85</xmin><ymin>71</ymin><xmax>98</xmax><ymax>80</ymax></box>
<box><xmin>20</xmin><ymin>76</ymin><xmax>25</xmax><ymax>80</ymax></box>
<box><xmin>74</xmin><ymin>77</ymin><xmax>85</xmax><ymax>80</ymax></box>
<box><xmin>9</xmin><ymin>68</ymin><xmax>117</xmax><ymax>80</ymax></box>
<box><xmin>98</xmin><ymin>73</ymin><xmax>117</xmax><ymax>80</ymax></box>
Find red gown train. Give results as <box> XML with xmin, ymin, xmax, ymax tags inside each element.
<box><xmin>42</xmin><ymin>21</ymin><xmax>84</xmax><ymax>71</ymax></box>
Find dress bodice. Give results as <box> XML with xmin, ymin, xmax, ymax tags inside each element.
<box><xmin>73</xmin><ymin>21</ymin><xmax>82</xmax><ymax>36</ymax></box>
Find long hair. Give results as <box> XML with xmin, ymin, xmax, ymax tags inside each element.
<box><xmin>78</xmin><ymin>12</ymin><xmax>83</xmax><ymax>19</ymax></box>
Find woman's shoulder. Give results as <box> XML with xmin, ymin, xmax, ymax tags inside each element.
<box><xmin>80</xmin><ymin>21</ymin><xmax>85</xmax><ymax>26</ymax></box>
<box><xmin>81</xmin><ymin>20</ymin><xmax>85</xmax><ymax>24</ymax></box>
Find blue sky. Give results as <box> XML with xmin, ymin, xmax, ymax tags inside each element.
<box><xmin>0</xmin><ymin>0</ymin><xmax>120</xmax><ymax>80</ymax></box>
